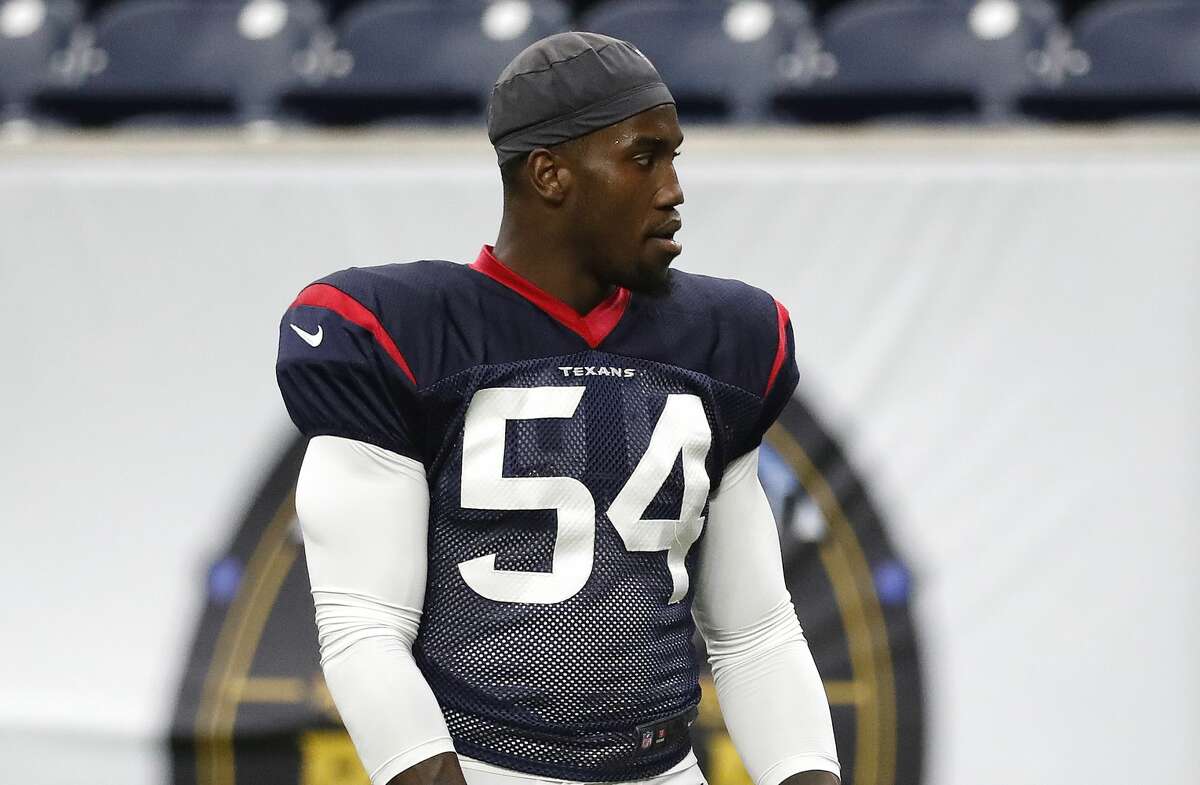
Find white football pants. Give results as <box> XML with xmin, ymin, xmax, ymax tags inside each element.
<box><xmin>459</xmin><ymin>752</ymin><xmax>707</xmax><ymax>785</ymax></box>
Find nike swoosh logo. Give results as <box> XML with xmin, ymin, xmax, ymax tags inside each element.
<box><xmin>290</xmin><ymin>323</ymin><xmax>323</xmax><ymax>347</ymax></box>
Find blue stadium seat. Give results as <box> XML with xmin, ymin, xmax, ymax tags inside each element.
<box><xmin>1021</xmin><ymin>0</ymin><xmax>1200</xmax><ymax>120</ymax></box>
<box><xmin>775</xmin><ymin>0</ymin><xmax>1059</xmax><ymax>122</ymax></box>
<box><xmin>36</xmin><ymin>0</ymin><xmax>321</xmax><ymax>126</ymax></box>
<box><xmin>284</xmin><ymin>0</ymin><xmax>570</xmax><ymax>126</ymax></box>
<box><xmin>581</xmin><ymin>0</ymin><xmax>814</xmax><ymax>122</ymax></box>
<box><xmin>0</xmin><ymin>0</ymin><xmax>79</xmax><ymax>121</ymax></box>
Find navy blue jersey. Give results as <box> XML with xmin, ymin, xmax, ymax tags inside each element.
<box><xmin>276</xmin><ymin>246</ymin><xmax>799</xmax><ymax>781</ymax></box>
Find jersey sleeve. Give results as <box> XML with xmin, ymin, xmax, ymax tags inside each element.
<box><xmin>276</xmin><ymin>274</ymin><xmax>424</xmax><ymax>462</ymax></box>
<box><xmin>755</xmin><ymin>300</ymin><xmax>800</xmax><ymax>441</ymax></box>
<box><xmin>726</xmin><ymin>296</ymin><xmax>800</xmax><ymax>460</ymax></box>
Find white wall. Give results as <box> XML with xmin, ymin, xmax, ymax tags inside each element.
<box><xmin>2</xmin><ymin>128</ymin><xmax>1198</xmax><ymax>785</ymax></box>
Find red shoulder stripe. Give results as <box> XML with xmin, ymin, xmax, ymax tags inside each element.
<box><xmin>764</xmin><ymin>299</ymin><xmax>790</xmax><ymax>397</ymax></box>
<box><xmin>291</xmin><ymin>283</ymin><xmax>417</xmax><ymax>386</ymax></box>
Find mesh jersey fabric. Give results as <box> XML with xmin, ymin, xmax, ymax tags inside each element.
<box><xmin>276</xmin><ymin>247</ymin><xmax>800</xmax><ymax>781</ymax></box>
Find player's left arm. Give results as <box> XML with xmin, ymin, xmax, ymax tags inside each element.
<box><xmin>692</xmin><ymin>291</ymin><xmax>838</xmax><ymax>784</ymax></box>
<box><xmin>692</xmin><ymin>446</ymin><xmax>841</xmax><ymax>785</ymax></box>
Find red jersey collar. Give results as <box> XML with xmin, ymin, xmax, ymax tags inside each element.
<box><xmin>470</xmin><ymin>244</ymin><xmax>631</xmax><ymax>348</ymax></box>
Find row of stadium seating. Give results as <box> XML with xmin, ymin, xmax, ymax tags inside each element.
<box><xmin>19</xmin><ymin>0</ymin><xmax>1183</xmax><ymax>22</ymax></box>
<box><xmin>2</xmin><ymin>0</ymin><xmax>1198</xmax><ymax>128</ymax></box>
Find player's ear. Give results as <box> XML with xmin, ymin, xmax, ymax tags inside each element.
<box><xmin>528</xmin><ymin>148</ymin><xmax>570</xmax><ymax>206</ymax></box>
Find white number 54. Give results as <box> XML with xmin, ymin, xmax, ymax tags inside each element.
<box><xmin>458</xmin><ymin>386</ymin><xmax>711</xmax><ymax>605</ymax></box>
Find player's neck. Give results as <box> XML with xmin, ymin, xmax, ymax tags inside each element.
<box><xmin>492</xmin><ymin>227</ymin><xmax>615</xmax><ymax>316</ymax></box>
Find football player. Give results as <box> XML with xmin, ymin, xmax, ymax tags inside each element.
<box><xmin>277</xmin><ymin>32</ymin><xmax>839</xmax><ymax>785</ymax></box>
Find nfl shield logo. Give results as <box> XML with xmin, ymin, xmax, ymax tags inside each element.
<box><xmin>640</xmin><ymin>730</ymin><xmax>653</xmax><ymax>750</ymax></box>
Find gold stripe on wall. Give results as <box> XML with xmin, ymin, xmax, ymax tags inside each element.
<box><xmin>229</xmin><ymin>677</ymin><xmax>309</xmax><ymax>704</ymax></box>
<box><xmin>822</xmin><ymin>680</ymin><xmax>872</xmax><ymax>707</ymax></box>
<box><xmin>767</xmin><ymin>425</ymin><xmax>898</xmax><ymax>785</ymax></box>
<box><xmin>195</xmin><ymin>494</ymin><xmax>299</xmax><ymax>785</ymax></box>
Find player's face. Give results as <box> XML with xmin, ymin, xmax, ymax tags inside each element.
<box><xmin>568</xmin><ymin>105</ymin><xmax>685</xmax><ymax>297</ymax></box>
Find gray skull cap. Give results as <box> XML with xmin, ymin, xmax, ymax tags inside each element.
<box><xmin>487</xmin><ymin>31</ymin><xmax>675</xmax><ymax>165</ymax></box>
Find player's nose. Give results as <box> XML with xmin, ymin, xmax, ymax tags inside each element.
<box><xmin>654</xmin><ymin>169</ymin><xmax>684</xmax><ymax>210</ymax></box>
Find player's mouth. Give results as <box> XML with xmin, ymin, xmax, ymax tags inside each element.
<box><xmin>647</xmin><ymin>218</ymin><xmax>683</xmax><ymax>256</ymax></box>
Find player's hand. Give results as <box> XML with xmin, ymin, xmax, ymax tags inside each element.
<box><xmin>781</xmin><ymin>771</ymin><xmax>840</xmax><ymax>785</ymax></box>
<box><xmin>386</xmin><ymin>752</ymin><xmax>468</xmax><ymax>785</ymax></box>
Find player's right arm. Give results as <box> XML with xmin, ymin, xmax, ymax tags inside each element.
<box><xmin>298</xmin><ymin>436</ymin><xmax>465</xmax><ymax>785</ymax></box>
<box><xmin>277</xmin><ymin>276</ymin><xmax>466</xmax><ymax>785</ymax></box>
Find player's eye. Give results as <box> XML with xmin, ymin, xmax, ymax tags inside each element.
<box><xmin>634</xmin><ymin>154</ymin><xmax>653</xmax><ymax>167</ymax></box>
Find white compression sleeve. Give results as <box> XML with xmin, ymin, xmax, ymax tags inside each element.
<box><xmin>296</xmin><ymin>435</ymin><xmax>456</xmax><ymax>785</ymax></box>
<box><xmin>692</xmin><ymin>449</ymin><xmax>840</xmax><ymax>785</ymax></box>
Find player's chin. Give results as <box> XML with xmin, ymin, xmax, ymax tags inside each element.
<box><xmin>627</xmin><ymin>252</ymin><xmax>675</xmax><ymax>297</ymax></box>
